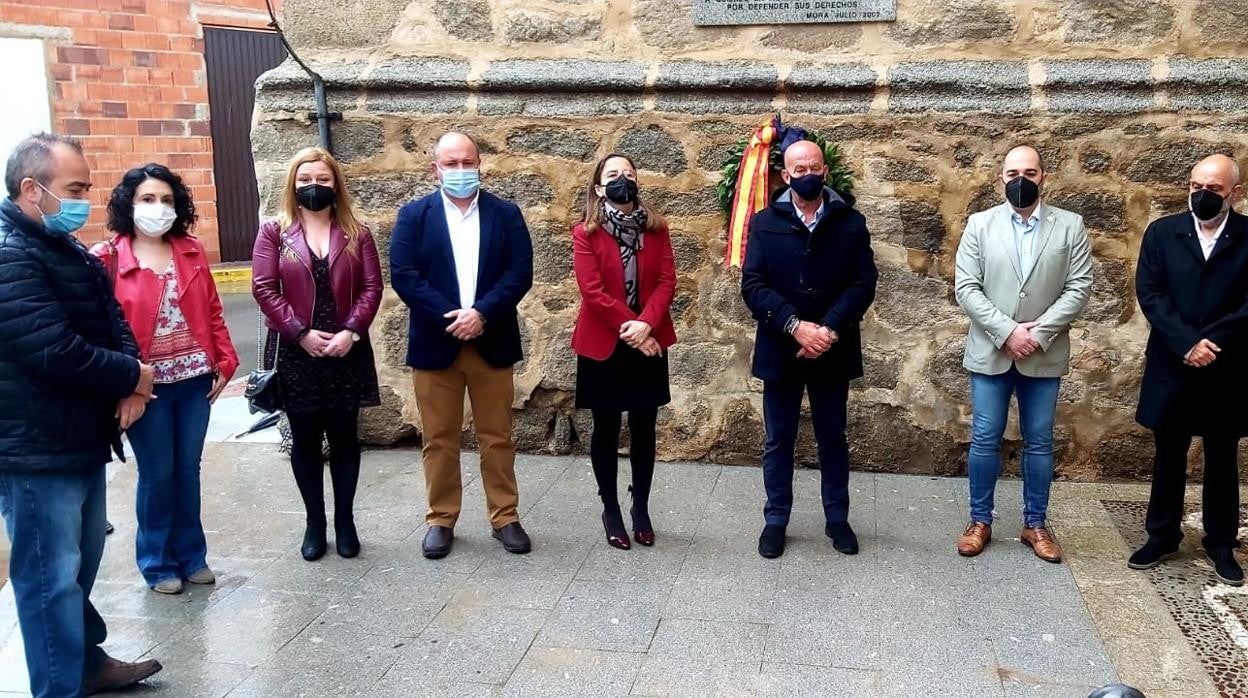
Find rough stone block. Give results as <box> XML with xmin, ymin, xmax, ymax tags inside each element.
<box><xmin>489</xmin><ymin>172</ymin><xmax>556</xmax><ymax>208</ymax></box>
<box><xmin>503</xmin><ymin>10</ymin><xmax>601</xmax><ymax>43</ymax></box>
<box><xmin>363</xmin><ymin>92</ymin><xmax>469</xmax><ymax>115</ymax></box>
<box><xmin>282</xmin><ymin>0</ymin><xmax>406</xmax><ymax>49</ymax></box>
<box><xmin>1060</xmin><ymin>0</ymin><xmax>1175</xmax><ymax>43</ymax></box>
<box><xmin>785</xmin><ymin>63</ymin><xmax>877</xmax><ymax>115</ymax></box>
<box><xmin>478</xmin><ymin>94</ymin><xmax>644</xmax><ymax>117</ymax></box>
<box><xmin>1191</xmin><ymin>0</ymin><xmax>1248</xmax><ymax>43</ymax></box>
<box><xmin>531</xmin><ymin>224</ymin><xmax>574</xmax><ymax>284</ymax></box>
<box><xmin>430</xmin><ymin>0</ymin><xmax>493</xmax><ymax>40</ymax></box>
<box><xmin>1079</xmin><ymin>148</ymin><xmax>1112</xmax><ymax>173</ymax></box>
<box><xmin>897</xmin><ymin>199</ymin><xmax>946</xmax><ymax>253</ymax></box>
<box><xmin>507</xmin><ymin>127</ymin><xmax>599</xmax><ymax>161</ymax></box>
<box><xmin>482</xmin><ymin>59</ymin><xmax>646</xmax><ymax>92</ymax></box>
<box><xmin>332</xmin><ymin>119</ymin><xmax>384</xmax><ymax>163</ymax></box>
<box><xmin>645</xmin><ymin>187</ymin><xmax>722</xmax><ymax>217</ymax></box>
<box><xmin>871</xmin><ymin>157</ymin><xmax>936</xmax><ymax>183</ymax></box>
<box><xmin>1047</xmin><ymin>191</ymin><xmax>1127</xmax><ymax>233</ymax></box>
<box><xmin>615</xmin><ymin>126</ymin><xmax>688</xmax><ymax>175</ymax></box>
<box><xmin>1043</xmin><ymin>59</ymin><xmax>1154</xmax><ymax>114</ymax></box>
<box><xmin>1168</xmin><ymin>58</ymin><xmax>1248</xmax><ymax>112</ymax></box>
<box><xmin>655</xmin><ymin>60</ymin><xmax>778</xmax><ymax>115</ymax></box>
<box><xmin>889</xmin><ymin>61</ymin><xmax>1030</xmax><ymax>114</ymax></box>
<box><xmin>1123</xmin><ymin>139</ymin><xmax>1236</xmax><ymax>185</ymax></box>
<box><xmin>255</xmin><ymin>60</ymin><xmax>366</xmax><ymax>91</ymax></box>
<box><xmin>759</xmin><ymin>24</ymin><xmax>862</xmax><ymax>52</ymax></box>
<box><xmin>251</xmin><ymin>119</ymin><xmax>321</xmax><ymax>162</ymax></box>
<box><xmin>348</xmin><ymin>172</ymin><xmax>435</xmax><ymax>211</ymax></box>
<box><xmin>887</xmin><ymin>0</ymin><xmax>1016</xmax><ymax>47</ymax></box>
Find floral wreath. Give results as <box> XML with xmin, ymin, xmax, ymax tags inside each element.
<box><xmin>716</xmin><ymin>115</ymin><xmax>854</xmax><ymax>267</ymax></box>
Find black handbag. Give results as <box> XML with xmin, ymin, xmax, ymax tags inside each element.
<box><xmin>245</xmin><ymin>331</ymin><xmax>283</xmax><ymax>414</ymax></box>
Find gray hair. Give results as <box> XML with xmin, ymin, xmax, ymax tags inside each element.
<box><xmin>4</xmin><ymin>132</ymin><xmax>83</xmax><ymax>199</ymax></box>
<box><xmin>431</xmin><ymin>130</ymin><xmax>480</xmax><ymax>160</ymax></box>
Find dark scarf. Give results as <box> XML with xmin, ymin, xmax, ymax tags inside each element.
<box><xmin>600</xmin><ymin>202</ymin><xmax>648</xmax><ymax>309</ymax></box>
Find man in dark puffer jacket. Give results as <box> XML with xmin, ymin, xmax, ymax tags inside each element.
<box><xmin>0</xmin><ymin>134</ymin><xmax>163</xmax><ymax>697</ymax></box>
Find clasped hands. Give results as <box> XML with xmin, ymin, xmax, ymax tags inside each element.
<box><xmin>444</xmin><ymin>308</ymin><xmax>485</xmax><ymax>341</ymax></box>
<box><xmin>1004</xmin><ymin>321</ymin><xmax>1041</xmax><ymax>360</ymax></box>
<box><xmin>620</xmin><ymin>320</ymin><xmax>662</xmax><ymax>357</ymax></box>
<box><xmin>794</xmin><ymin>321</ymin><xmax>837</xmax><ymax>359</ymax></box>
<box><xmin>299</xmin><ymin>329</ymin><xmax>357</xmax><ymax>358</ymax></box>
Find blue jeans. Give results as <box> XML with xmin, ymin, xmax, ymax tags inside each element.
<box><xmin>968</xmin><ymin>367</ymin><xmax>1061</xmax><ymax>528</ymax></box>
<box><xmin>126</xmin><ymin>374</ymin><xmax>212</xmax><ymax>586</ymax></box>
<box><xmin>0</xmin><ymin>467</ymin><xmax>109</xmax><ymax>698</ymax></box>
<box><xmin>762</xmin><ymin>377</ymin><xmax>850</xmax><ymax>526</ymax></box>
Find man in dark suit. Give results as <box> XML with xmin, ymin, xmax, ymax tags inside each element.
<box><xmin>1130</xmin><ymin>153</ymin><xmax>1248</xmax><ymax>586</ymax></box>
<box><xmin>741</xmin><ymin>139</ymin><xmax>878</xmax><ymax>559</ymax></box>
<box><xmin>390</xmin><ymin>131</ymin><xmax>534</xmax><ymax>559</ymax></box>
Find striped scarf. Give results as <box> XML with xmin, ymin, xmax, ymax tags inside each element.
<box><xmin>600</xmin><ymin>203</ymin><xmax>648</xmax><ymax>310</ymax></box>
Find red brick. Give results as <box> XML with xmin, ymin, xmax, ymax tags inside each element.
<box><xmin>107</xmin><ymin>13</ymin><xmax>135</xmax><ymax>30</ymax></box>
<box><xmin>101</xmin><ymin>66</ymin><xmax>125</xmax><ymax>83</ymax></box>
<box><xmin>168</xmin><ymin>154</ymin><xmax>194</xmax><ymax>169</ymax></box>
<box><xmin>96</xmin><ymin>31</ymin><xmax>128</xmax><ymax>49</ymax></box>
<box><xmin>63</xmin><ymin>119</ymin><xmax>91</xmax><ymax>135</ymax></box>
<box><xmin>73</xmin><ymin>29</ymin><xmax>98</xmax><ymax>46</ymax></box>
<box><xmin>57</xmin><ymin>46</ymin><xmax>108</xmax><ymax>65</ymax></box>
<box><xmin>50</xmin><ymin>63</ymin><xmax>73</xmax><ymax>81</ymax></box>
<box><xmin>189</xmin><ymin>120</ymin><xmax>211</xmax><ymax>137</ymax></box>
<box><xmin>132</xmin><ymin>51</ymin><xmax>156</xmax><ymax>67</ymax></box>
<box><xmin>172</xmin><ymin>103</ymin><xmax>197</xmax><ymax>119</ymax></box>
<box><xmin>102</xmin><ymin>101</ymin><xmax>128</xmax><ymax>118</ymax></box>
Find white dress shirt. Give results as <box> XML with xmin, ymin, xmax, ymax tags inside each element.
<box><xmin>1192</xmin><ymin>213</ymin><xmax>1228</xmax><ymax>260</ymax></box>
<box><xmin>1010</xmin><ymin>206</ymin><xmax>1041</xmax><ymax>278</ymax></box>
<box><xmin>442</xmin><ymin>190</ymin><xmax>481</xmax><ymax>308</ymax></box>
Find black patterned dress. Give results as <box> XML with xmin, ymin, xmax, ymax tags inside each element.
<box><xmin>274</xmin><ymin>255</ymin><xmax>380</xmax><ymax>414</ymax></box>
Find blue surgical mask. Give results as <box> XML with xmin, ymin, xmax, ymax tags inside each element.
<box><xmin>36</xmin><ymin>182</ymin><xmax>91</xmax><ymax>236</ymax></box>
<box><xmin>438</xmin><ymin>166</ymin><xmax>480</xmax><ymax>199</ymax></box>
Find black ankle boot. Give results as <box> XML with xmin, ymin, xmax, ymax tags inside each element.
<box><xmin>301</xmin><ymin>523</ymin><xmax>327</xmax><ymax>561</ymax></box>
<box><xmin>335</xmin><ymin>517</ymin><xmax>360</xmax><ymax>559</ymax></box>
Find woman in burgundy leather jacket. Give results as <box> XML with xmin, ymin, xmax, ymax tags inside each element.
<box><xmin>251</xmin><ymin>147</ymin><xmax>382</xmax><ymax>562</ymax></box>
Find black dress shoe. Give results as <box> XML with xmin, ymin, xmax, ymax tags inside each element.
<box><xmin>602</xmin><ymin>510</ymin><xmax>630</xmax><ymax>550</ymax></box>
<box><xmin>758</xmin><ymin>524</ymin><xmax>786</xmax><ymax>559</ymax></box>
<box><xmin>492</xmin><ymin>522</ymin><xmax>532</xmax><ymax>554</ymax></box>
<box><xmin>335</xmin><ymin>519</ymin><xmax>361</xmax><ymax>559</ymax></box>
<box><xmin>301</xmin><ymin>524</ymin><xmax>328</xmax><ymax>562</ymax></box>
<box><xmin>1207</xmin><ymin>547</ymin><xmax>1244</xmax><ymax>586</ymax></box>
<box><xmin>1127</xmin><ymin>538</ymin><xmax>1179</xmax><ymax>570</ymax></box>
<box><xmin>422</xmin><ymin>525</ymin><xmax>454</xmax><ymax>559</ymax></box>
<box><xmin>825</xmin><ymin>521</ymin><xmax>859</xmax><ymax>555</ymax></box>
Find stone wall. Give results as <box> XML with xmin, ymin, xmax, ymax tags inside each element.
<box><xmin>252</xmin><ymin>0</ymin><xmax>1248</xmax><ymax>480</ymax></box>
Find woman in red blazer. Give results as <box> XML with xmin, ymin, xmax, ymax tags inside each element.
<box><xmin>572</xmin><ymin>153</ymin><xmax>678</xmax><ymax>550</ymax></box>
<box><xmin>95</xmin><ymin>164</ymin><xmax>239</xmax><ymax>595</ymax></box>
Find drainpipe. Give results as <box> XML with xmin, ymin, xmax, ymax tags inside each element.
<box><xmin>264</xmin><ymin>0</ymin><xmax>337</xmax><ymax>154</ymax></box>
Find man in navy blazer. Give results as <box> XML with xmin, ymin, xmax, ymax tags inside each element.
<box><xmin>1130</xmin><ymin>154</ymin><xmax>1248</xmax><ymax>586</ymax></box>
<box><xmin>390</xmin><ymin>131</ymin><xmax>534</xmax><ymax>559</ymax></box>
<box><xmin>741</xmin><ymin>140</ymin><xmax>878</xmax><ymax>560</ymax></box>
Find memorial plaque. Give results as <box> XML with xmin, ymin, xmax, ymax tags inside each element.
<box><xmin>692</xmin><ymin>0</ymin><xmax>896</xmax><ymax>26</ymax></box>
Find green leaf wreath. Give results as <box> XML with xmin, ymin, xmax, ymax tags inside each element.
<box><xmin>715</xmin><ymin>130</ymin><xmax>855</xmax><ymax>215</ymax></box>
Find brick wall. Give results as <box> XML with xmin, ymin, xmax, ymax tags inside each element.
<box><xmin>0</xmin><ymin>0</ymin><xmax>283</xmax><ymax>262</ymax></box>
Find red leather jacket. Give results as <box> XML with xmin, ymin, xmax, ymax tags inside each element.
<box><xmin>251</xmin><ymin>219</ymin><xmax>382</xmax><ymax>341</ymax></box>
<box><xmin>93</xmin><ymin>234</ymin><xmax>240</xmax><ymax>380</ymax></box>
<box><xmin>571</xmin><ymin>220</ymin><xmax>678</xmax><ymax>361</ymax></box>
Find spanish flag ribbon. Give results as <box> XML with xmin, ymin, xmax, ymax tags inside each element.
<box><xmin>724</xmin><ymin>116</ymin><xmax>778</xmax><ymax>268</ymax></box>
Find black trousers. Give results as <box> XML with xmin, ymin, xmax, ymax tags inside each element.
<box><xmin>590</xmin><ymin>408</ymin><xmax>658</xmax><ymax>515</ymax></box>
<box><xmin>1145</xmin><ymin>430</ymin><xmax>1241</xmax><ymax>551</ymax></box>
<box><xmin>287</xmin><ymin>408</ymin><xmax>361</xmax><ymax>528</ymax></box>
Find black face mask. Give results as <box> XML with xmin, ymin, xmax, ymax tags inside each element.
<box><xmin>1005</xmin><ymin>175</ymin><xmax>1040</xmax><ymax>209</ymax></box>
<box><xmin>789</xmin><ymin>172</ymin><xmax>825</xmax><ymax>201</ymax></box>
<box><xmin>296</xmin><ymin>184</ymin><xmax>335</xmax><ymax>212</ymax></box>
<box><xmin>1190</xmin><ymin>188</ymin><xmax>1227</xmax><ymax>222</ymax></box>
<box><xmin>603</xmin><ymin>175</ymin><xmax>638</xmax><ymax>205</ymax></box>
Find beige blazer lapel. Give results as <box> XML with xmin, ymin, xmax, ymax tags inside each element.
<box><xmin>1021</xmin><ymin>204</ymin><xmax>1058</xmax><ymax>287</ymax></box>
<box><xmin>991</xmin><ymin>204</ymin><xmax>1024</xmax><ymax>283</ymax></box>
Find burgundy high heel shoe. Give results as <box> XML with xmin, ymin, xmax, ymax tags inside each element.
<box><xmin>602</xmin><ymin>511</ymin><xmax>631</xmax><ymax>550</ymax></box>
<box><xmin>629</xmin><ymin>486</ymin><xmax>655</xmax><ymax>547</ymax></box>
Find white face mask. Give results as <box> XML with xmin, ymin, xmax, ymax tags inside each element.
<box><xmin>133</xmin><ymin>202</ymin><xmax>177</xmax><ymax>238</ymax></box>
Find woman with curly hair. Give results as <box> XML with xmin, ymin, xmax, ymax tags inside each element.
<box><xmin>252</xmin><ymin>147</ymin><xmax>382</xmax><ymax>562</ymax></box>
<box><xmin>93</xmin><ymin>163</ymin><xmax>239</xmax><ymax>594</ymax></box>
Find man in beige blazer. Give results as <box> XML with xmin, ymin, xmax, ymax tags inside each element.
<box><xmin>953</xmin><ymin>145</ymin><xmax>1093</xmax><ymax>562</ymax></box>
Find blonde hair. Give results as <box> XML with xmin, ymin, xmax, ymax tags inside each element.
<box><xmin>583</xmin><ymin>153</ymin><xmax>667</xmax><ymax>234</ymax></box>
<box><xmin>279</xmin><ymin>147</ymin><xmax>365</xmax><ymax>254</ymax></box>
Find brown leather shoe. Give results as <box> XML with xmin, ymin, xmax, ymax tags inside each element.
<box><xmin>957</xmin><ymin>522</ymin><xmax>991</xmax><ymax>557</ymax></box>
<box><xmin>1021</xmin><ymin>526</ymin><xmax>1063</xmax><ymax>563</ymax></box>
<box><xmin>84</xmin><ymin>656</ymin><xmax>163</xmax><ymax>695</ymax></box>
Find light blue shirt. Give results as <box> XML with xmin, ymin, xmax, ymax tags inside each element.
<box><xmin>779</xmin><ymin>189</ymin><xmax>831</xmax><ymax>231</ymax></box>
<box><xmin>1011</xmin><ymin>206</ymin><xmax>1042</xmax><ymax>278</ymax></box>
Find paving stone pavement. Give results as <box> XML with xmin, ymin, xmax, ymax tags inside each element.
<box><xmin>0</xmin><ymin>401</ymin><xmax>1220</xmax><ymax>696</ymax></box>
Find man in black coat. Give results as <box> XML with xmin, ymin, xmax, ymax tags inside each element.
<box><xmin>0</xmin><ymin>134</ymin><xmax>163</xmax><ymax>696</ymax></box>
<box><xmin>741</xmin><ymin>140</ymin><xmax>878</xmax><ymax>559</ymax></box>
<box><xmin>1130</xmin><ymin>153</ymin><xmax>1248</xmax><ymax>586</ymax></box>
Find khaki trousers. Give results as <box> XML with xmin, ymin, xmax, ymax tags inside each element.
<box><xmin>412</xmin><ymin>345</ymin><xmax>519</xmax><ymax>528</ymax></box>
